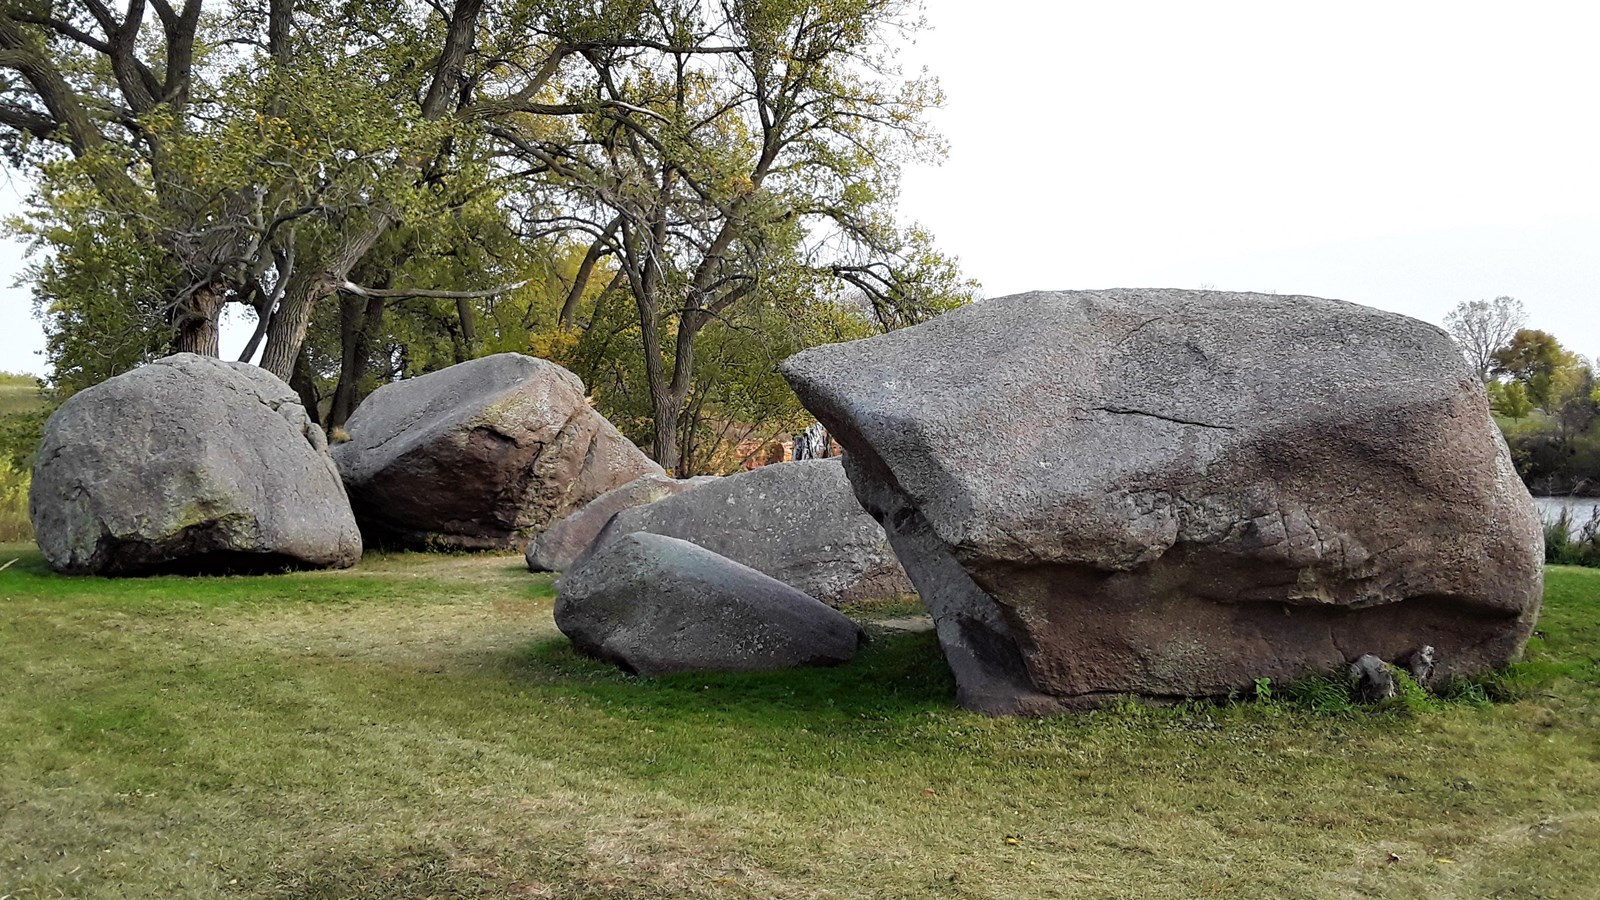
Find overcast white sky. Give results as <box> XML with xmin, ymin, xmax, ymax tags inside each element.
<box><xmin>0</xmin><ymin>0</ymin><xmax>1595</xmax><ymax>376</ymax></box>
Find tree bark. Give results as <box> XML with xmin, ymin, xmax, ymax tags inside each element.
<box><xmin>258</xmin><ymin>212</ymin><xmax>388</xmax><ymax>380</ymax></box>
<box><xmin>328</xmin><ymin>295</ymin><xmax>385</xmax><ymax>430</ymax></box>
<box><xmin>559</xmin><ymin>216</ymin><xmax>622</xmax><ymax>328</ymax></box>
<box><xmin>456</xmin><ymin>296</ymin><xmax>477</xmax><ymax>357</ymax></box>
<box><xmin>171</xmin><ymin>282</ymin><xmax>226</xmax><ymax>357</ymax></box>
<box><xmin>289</xmin><ymin>348</ymin><xmax>322</xmax><ymax>426</ymax></box>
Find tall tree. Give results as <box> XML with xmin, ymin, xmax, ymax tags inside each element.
<box><xmin>498</xmin><ymin>0</ymin><xmax>971</xmax><ymax>473</ymax></box>
<box><xmin>1492</xmin><ymin>328</ymin><xmax>1585</xmax><ymax>412</ymax></box>
<box><xmin>1</xmin><ymin>1</ymin><xmax>546</xmax><ymax>383</ymax></box>
<box><xmin>1445</xmin><ymin>296</ymin><xmax>1525</xmax><ymax>382</ymax></box>
<box><xmin>1</xmin><ymin>0</ymin><xmax>227</xmax><ymax>355</ymax></box>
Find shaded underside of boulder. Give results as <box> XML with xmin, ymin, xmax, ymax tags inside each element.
<box><xmin>555</xmin><ymin>532</ymin><xmax>864</xmax><ymax>675</ymax></box>
<box><xmin>580</xmin><ymin>458</ymin><xmax>915</xmax><ymax>606</ymax></box>
<box><xmin>781</xmin><ymin>289</ymin><xmax>1544</xmax><ymax>714</ymax></box>
<box><xmin>526</xmin><ymin>473</ymin><xmax>717</xmax><ymax>572</ymax></box>
<box><xmin>333</xmin><ymin>353</ymin><xmax>662</xmax><ymax>550</ymax></box>
<box><xmin>30</xmin><ymin>353</ymin><xmax>362</xmax><ymax>575</ymax></box>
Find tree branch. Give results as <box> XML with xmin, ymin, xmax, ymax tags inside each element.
<box><xmin>337</xmin><ymin>278</ymin><xmax>530</xmax><ymax>300</ymax></box>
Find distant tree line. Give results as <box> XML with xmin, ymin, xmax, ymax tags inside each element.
<box><xmin>0</xmin><ymin>0</ymin><xmax>974</xmax><ymax>475</ymax></box>
<box><xmin>1445</xmin><ymin>297</ymin><xmax>1599</xmax><ymax>495</ymax></box>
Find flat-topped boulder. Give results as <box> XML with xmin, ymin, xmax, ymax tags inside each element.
<box><xmin>333</xmin><ymin>353</ymin><xmax>661</xmax><ymax>550</ymax></box>
<box><xmin>781</xmin><ymin>289</ymin><xmax>1545</xmax><ymax>714</ymax></box>
<box><xmin>556</xmin><ymin>532</ymin><xmax>863</xmax><ymax>675</ymax></box>
<box><xmin>579</xmin><ymin>458</ymin><xmax>914</xmax><ymax>606</ymax></box>
<box><xmin>30</xmin><ymin>353</ymin><xmax>361</xmax><ymax>575</ymax></box>
<box><xmin>526</xmin><ymin>473</ymin><xmax>717</xmax><ymax>572</ymax></box>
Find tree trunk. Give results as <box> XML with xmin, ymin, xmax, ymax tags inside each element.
<box><xmin>171</xmin><ymin>283</ymin><xmax>226</xmax><ymax>357</ymax></box>
<box><xmin>259</xmin><ymin>213</ymin><xmax>389</xmax><ymax>381</ymax></box>
<box><xmin>651</xmin><ymin>385</ymin><xmax>681</xmax><ymax>476</ymax></box>
<box><xmin>456</xmin><ymin>296</ymin><xmax>477</xmax><ymax>357</ymax></box>
<box><xmin>259</xmin><ymin>269</ymin><xmax>323</xmax><ymax>380</ymax></box>
<box><xmin>238</xmin><ymin>299</ymin><xmax>273</xmax><ymax>363</ymax></box>
<box><xmin>329</xmin><ymin>265</ymin><xmax>392</xmax><ymax>427</ymax></box>
<box><xmin>289</xmin><ymin>348</ymin><xmax>322</xmax><ymax>427</ymax></box>
<box><xmin>329</xmin><ymin>292</ymin><xmax>364</xmax><ymax>429</ymax></box>
<box><xmin>328</xmin><ymin>295</ymin><xmax>385</xmax><ymax>431</ymax></box>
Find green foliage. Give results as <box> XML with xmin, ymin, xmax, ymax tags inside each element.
<box><xmin>0</xmin><ymin>369</ymin><xmax>48</xmax><ymax>541</ymax></box>
<box><xmin>0</xmin><ymin>456</ymin><xmax>30</xmax><ymax>542</ymax></box>
<box><xmin>1545</xmin><ymin>505</ymin><xmax>1600</xmax><ymax>567</ymax></box>
<box><xmin>1492</xmin><ymin>328</ymin><xmax>1584</xmax><ymax>411</ymax></box>
<box><xmin>1252</xmin><ymin>676</ymin><xmax>1273</xmax><ymax>702</ymax></box>
<box><xmin>1490</xmin><ymin>379</ymin><xmax>1534</xmax><ymax>420</ymax></box>
<box><xmin>1484</xmin><ymin>327</ymin><xmax>1600</xmax><ymax>495</ymax></box>
<box><xmin>6</xmin><ymin>167</ymin><xmax>177</xmax><ymax>394</ymax></box>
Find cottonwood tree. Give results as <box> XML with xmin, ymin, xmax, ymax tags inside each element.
<box><xmin>3</xmin><ymin>0</ymin><xmax>806</xmax><ymax>393</ymax></box>
<box><xmin>1445</xmin><ymin>296</ymin><xmax>1525</xmax><ymax>382</ymax></box>
<box><xmin>497</xmin><ymin>0</ymin><xmax>971</xmax><ymax>473</ymax></box>
<box><xmin>1</xmin><ymin>0</ymin><xmax>235</xmax><ymax>359</ymax></box>
<box><xmin>1</xmin><ymin>1</ymin><xmax>577</xmax><ymax>385</ymax></box>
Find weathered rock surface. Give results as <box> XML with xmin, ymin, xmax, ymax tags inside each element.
<box><xmin>333</xmin><ymin>353</ymin><xmax>661</xmax><ymax>549</ymax></box>
<box><xmin>555</xmin><ymin>532</ymin><xmax>863</xmax><ymax>675</ymax></box>
<box><xmin>1348</xmin><ymin>654</ymin><xmax>1397</xmax><ymax>703</ymax></box>
<box><xmin>30</xmin><ymin>353</ymin><xmax>361</xmax><ymax>575</ymax></box>
<box><xmin>579</xmin><ymin>458</ymin><xmax>914</xmax><ymax>606</ymax></box>
<box><xmin>526</xmin><ymin>473</ymin><xmax>717</xmax><ymax>572</ymax></box>
<box><xmin>781</xmin><ymin>288</ymin><xmax>1544</xmax><ymax>714</ymax></box>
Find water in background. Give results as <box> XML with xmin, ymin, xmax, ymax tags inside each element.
<box><xmin>1534</xmin><ymin>496</ymin><xmax>1600</xmax><ymax>536</ymax></box>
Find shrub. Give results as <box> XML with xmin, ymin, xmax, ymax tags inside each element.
<box><xmin>0</xmin><ymin>456</ymin><xmax>31</xmax><ymax>543</ymax></box>
<box><xmin>1546</xmin><ymin>506</ymin><xmax>1600</xmax><ymax>567</ymax></box>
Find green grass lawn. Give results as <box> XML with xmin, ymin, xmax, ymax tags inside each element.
<box><xmin>2</xmin><ymin>549</ymin><xmax>1598</xmax><ymax>899</ymax></box>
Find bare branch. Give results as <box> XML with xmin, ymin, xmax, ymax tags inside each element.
<box><xmin>337</xmin><ymin>278</ymin><xmax>531</xmax><ymax>301</ymax></box>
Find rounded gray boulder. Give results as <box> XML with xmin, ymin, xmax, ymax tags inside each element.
<box><xmin>526</xmin><ymin>473</ymin><xmax>717</xmax><ymax>572</ymax></box>
<box><xmin>555</xmin><ymin>532</ymin><xmax>864</xmax><ymax>675</ymax></box>
<box><xmin>577</xmin><ymin>458</ymin><xmax>914</xmax><ymax>606</ymax></box>
<box><xmin>333</xmin><ymin>353</ymin><xmax>662</xmax><ymax>550</ymax></box>
<box><xmin>30</xmin><ymin>353</ymin><xmax>362</xmax><ymax>575</ymax></box>
<box><xmin>782</xmin><ymin>289</ymin><xmax>1545</xmax><ymax>714</ymax></box>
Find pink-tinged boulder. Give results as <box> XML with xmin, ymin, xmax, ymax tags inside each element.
<box><xmin>334</xmin><ymin>353</ymin><xmax>661</xmax><ymax>550</ymax></box>
<box><xmin>782</xmin><ymin>289</ymin><xmax>1543</xmax><ymax>714</ymax></box>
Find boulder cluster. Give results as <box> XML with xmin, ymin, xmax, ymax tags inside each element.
<box><xmin>27</xmin><ymin>288</ymin><xmax>1546</xmax><ymax>712</ymax></box>
<box><xmin>29</xmin><ymin>351</ymin><xmax>666</xmax><ymax>571</ymax></box>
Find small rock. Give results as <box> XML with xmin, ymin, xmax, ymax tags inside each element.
<box><xmin>1349</xmin><ymin>654</ymin><xmax>1397</xmax><ymax>703</ymax></box>
<box><xmin>1405</xmin><ymin>645</ymin><xmax>1437</xmax><ymax>684</ymax></box>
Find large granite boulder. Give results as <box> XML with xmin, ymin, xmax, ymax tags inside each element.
<box><xmin>579</xmin><ymin>458</ymin><xmax>915</xmax><ymax>606</ymax></box>
<box><xmin>526</xmin><ymin>473</ymin><xmax>717</xmax><ymax>572</ymax></box>
<box><xmin>333</xmin><ymin>353</ymin><xmax>661</xmax><ymax>550</ymax></box>
<box><xmin>30</xmin><ymin>353</ymin><xmax>361</xmax><ymax>575</ymax></box>
<box><xmin>556</xmin><ymin>532</ymin><xmax>863</xmax><ymax>675</ymax></box>
<box><xmin>781</xmin><ymin>289</ymin><xmax>1544</xmax><ymax>714</ymax></box>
